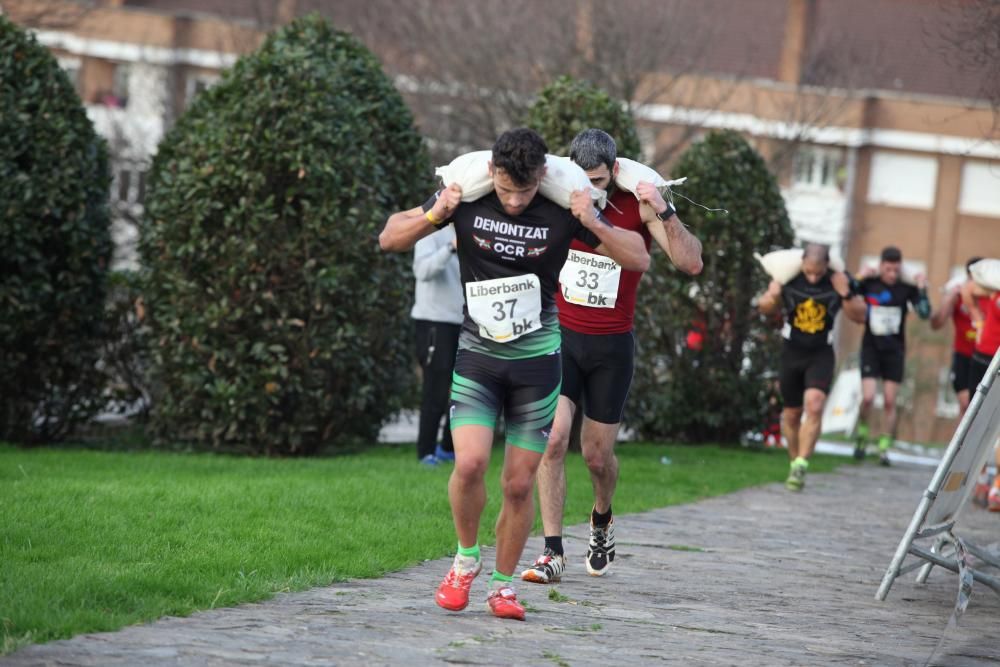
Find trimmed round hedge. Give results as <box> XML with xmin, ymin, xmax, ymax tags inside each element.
<box><xmin>140</xmin><ymin>15</ymin><xmax>431</xmax><ymax>454</ymax></box>
<box><xmin>525</xmin><ymin>75</ymin><xmax>640</xmax><ymax>159</ymax></box>
<box><xmin>0</xmin><ymin>16</ymin><xmax>113</xmax><ymax>443</ymax></box>
<box><xmin>628</xmin><ymin>130</ymin><xmax>795</xmax><ymax>442</ymax></box>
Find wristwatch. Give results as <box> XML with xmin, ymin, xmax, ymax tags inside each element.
<box><xmin>655</xmin><ymin>204</ymin><xmax>676</xmax><ymax>222</ymax></box>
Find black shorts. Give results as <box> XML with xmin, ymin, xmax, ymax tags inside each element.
<box><xmin>779</xmin><ymin>344</ymin><xmax>835</xmax><ymax>409</ymax></box>
<box><xmin>861</xmin><ymin>344</ymin><xmax>905</xmax><ymax>383</ymax></box>
<box><xmin>968</xmin><ymin>352</ymin><xmax>992</xmax><ymax>394</ymax></box>
<box><xmin>449</xmin><ymin>349</ymin><xmax>561</xmax><ymax>453</ymax></box>
<box><xmin>950</xmin><ymin>351</ymin><xmax>972</xmax><ymax>394</ymax></box>
<box><xmin>559</xmin><ymin>326</ymin><xmax>635</xmax><ymax>425</ymax></box>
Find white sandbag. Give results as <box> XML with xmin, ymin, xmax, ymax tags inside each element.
<box><xmin>540</xmin><ymin>155</ymin><xmax>606</xmax><ymax>209</ymax></box>
<box><xmin>943</xmin><ymin>273</ymin><xmax>966</xmax><ymax>293</ymax></box>
<box><xmin>755</xmin><ymin>248</ymin><xmax>845</xmax><ymax>284</ymax></box>
<box><xmin>970</xmin><ymin>258</ymin><xmax>1000</xmax><ymax>291</ymax></box>
<box><xmin>614</xmin><ymin>157</ymin><xmax>688</xmax><ymax>196</ymax></box>
<box><xmin>857</xmin><ymin>259</ymin><xmax>922</xmax><ymax>286</ymax></box>
<box><xmin>434</xmin><ymin>151</ymin><xmax>494</xmax><ymax>203</ymax></box>
<box><xmin>435</xmin><ymin>151</ymin><xmax>605</xmax><ymax>209</ymax></box>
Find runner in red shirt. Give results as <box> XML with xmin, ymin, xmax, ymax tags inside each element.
<box><xmin>929</xmin><ymin>257</ymin><xmax>985</xmax><ymax>415</ymax></box>
<box><xmin>963</xmin><ymin>262</ymin><xmax>1000</xmax><ymax>511</ymax></box>
<box><xmin>521</xmin><ymin>129</ymin><xmax>703</xmax><ymax>584</ymax></box>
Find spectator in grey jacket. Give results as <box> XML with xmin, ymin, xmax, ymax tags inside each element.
<box><xmin>412</xmin><ymin>225</ymin><xmax>464</xmax><ymax>465</ymax></box>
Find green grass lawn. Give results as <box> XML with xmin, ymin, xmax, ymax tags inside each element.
<box><xmin>0</xmin><ymin>441</ymin><xmax>841</xmax><ymax>653</ymax></box>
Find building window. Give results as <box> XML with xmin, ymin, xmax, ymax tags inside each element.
<box><xmin>867</xmin><ymin>151</ymin><xmax>938</xmax><ymax>209</ymax></box>
<box><xmin>958</xmin><ymin>160</ymin><xmax>1000</xmax><ymax>218</ymax></box>
<box><xmin>792</xmin><ymin>146</ymin><xmax>843</xmax><ymax>189</ymax></box>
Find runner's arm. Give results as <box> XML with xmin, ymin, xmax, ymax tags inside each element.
<box><xmin>635</xmin><ymin>181</ymin><xmax>703</xmax><ymax>275</ymax></box>
<box><xmin>960</xmin><ymin>279</ymin><xmax>986</xmax><ymax>329</ymax></box>
<box><xmin>911</xmin><ymin>281</ymin><xmax>931</xmax><ymax>320</ymax></box>
<box><xmin>757</xmin><ymin>280</ymin><xmax>783</xmax><ymax>316</ymax></box>
<box><xmin>833</xmin><ymin>271</ymin><xmax>867</xmax><ymax>324</ymax></box>
<box><xmin>380</xmin><ymin>184</ymin><xmax>462</xmax><ymax>252</ymax></box>
<box><xmin>570</xmin><ymin>190</ymin><xmax>649</xmax><ymax>272</ymax></box>
<box><xmin>929</xmin><ymin>288</ymin><xmax>958</xmax><ymax>330</ymax></box>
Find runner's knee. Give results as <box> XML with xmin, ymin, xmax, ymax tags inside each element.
<box><xmin>501</xmin><ymin>472</ymin><xmax>535</xmax><ymax>503</ymax></box>
<box><xmin>453</xmin><ymin>455</ymin><xmax>489</xmax><ymax>482</ymax></box>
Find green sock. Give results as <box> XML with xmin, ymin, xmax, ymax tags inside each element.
<box><xmin>457</xmin><ymin>543</ymin><xmax>480</xmax><ymax>561</ymax></box>
<box><xmin>857</xmin><ymin>422</ymin><xmax>869</xmax><ymax>441</ymax></box>
<box><xmin>794</xmin><ymin>456</ymin><xmax>809</xmax><ymax>469</ymax></box>
<box><xmin>878</xmin><ymin>435</ymin><xmax>892</xmax><ymax>452</ymax></box>
<box><xmin>490</xmin><ymin>571</ymin><xmax>514</xmax><ymax>587</ymax></box>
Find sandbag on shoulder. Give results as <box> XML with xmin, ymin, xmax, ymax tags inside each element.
<box><xmin>970</xmin><ymin>258</ymin><xmax>1000</xmax><ymax>291</ymax></box>
<box><xmin>435</xmin><ymin>151</ymin><xmax>605</xmax><ymax>209</ymax></box>
<box><xmin>614</xmin><ymin>157</ymin><xmax>687</xmax><ymax>195</ymax></box>
<box><xmin>755</xmin><ymin>248</ymin><xmax>846</xmax><ymax>284</ymax></box>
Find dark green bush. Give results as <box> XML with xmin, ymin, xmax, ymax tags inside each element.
<box><xmin>628</xmin><ymin>130</ymin><xmax>794</xmax><ymax>442</ymax></box>
<box><xmin>0</xmin><ymin>16</ymin><xmax>113</xmax><ymax>443</ymax></box>
<box><xmin>525</xmin><ymin>75</ymin><xmax>640</xmax><ymax>159</ymax></box>
<box><xmin>140</xmin><ymin>15</ymin><xmax>430</xmax><ymax>455</ymax></box>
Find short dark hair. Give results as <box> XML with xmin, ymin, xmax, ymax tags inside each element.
<box><xmin>880</xmin><ymin>246</ymin><xmax>902</xmax><ymax>263</ymax></box>
<box><xmin>492</xmin><ymin>128</ymin><xmax>547</xmax><ymax>187</ymax></box>
<box><xmin>569</xmin><ymin>128</ymin><xmax>617</xmax><ymax>171</ymax></box>
<box><xmin>803</xmin><ymin>243</ymin><xmax>830</xmax><ymax>263</ymax></box>
<box><xmin>966</xmin><ymin>256</ymin><xmax>983</xmax><ymax>273</ymax></box>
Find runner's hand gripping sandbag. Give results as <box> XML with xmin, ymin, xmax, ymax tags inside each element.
<box><xmin>754</xmin><ymin>248</ymin><xmax>846</xmax><ymax>284</ymax></box>
<box><xmin>435</xmin><ymin>151</ymin><xmax>605</xmax><ymax>209</ymax></box>
<box><xmin>969</xmin><ymin>258</ymin><xmax>1000</xmax><ymax>291</ymax></box>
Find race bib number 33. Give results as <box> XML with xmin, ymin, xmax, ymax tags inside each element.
<box><xmin>466</xmin><ymin>274</ymin><xmax>543</xmax><ymax>343</ymax></box>
<box><xmin>559</xmin><ymin>249</ymin><xmax>621</xmax><ymax>309</ymax></box>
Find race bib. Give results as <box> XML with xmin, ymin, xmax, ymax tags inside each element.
<box><xmin>869</xmin><ymin>305</ymin><xmax>903</xmax><ymax>336</ymax></box>
<box><xmin>466</xmin><ymin>274</ymin><xmax>542</xmax><ymax>343</ymax></box>
<box><xmin>558</xmin><ymin>249</ymin><xmax>621</xmax><ymax>309</ymax></box>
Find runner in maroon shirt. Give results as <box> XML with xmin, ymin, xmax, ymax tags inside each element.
<box><xmin>522</xmin><ymin>129</ymin><xmax>703</xmax><ymax>583</ymax></box>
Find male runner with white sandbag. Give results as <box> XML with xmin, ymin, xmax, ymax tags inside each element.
<box><xmin>854</xmin><ymin>246</ymin><xmax>931</xmax><ymax>465</ymax></box>
<box><xmin>380</xmin><ymin>128</ymin><xmax>649</xmax><ymax>621</ymax></box>
<box><xmin>521</xmin><ymin>129</ymin><xmax>703</xmax><ymax>584</ymax></box>
<box><xmin>757</xmin><ymin>244</ymin><xmax>866</xmax><ymax>490</ymax></box>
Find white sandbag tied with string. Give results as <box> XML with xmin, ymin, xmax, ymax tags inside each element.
<box><xmin>540</xmin><ymin>155</ymin><xmax>606</xmax><ymax>209</ymax></box>
<box><xmin>435</xmin><ymin>151</ymin><xmax>605</xmax><ymax>209</ymax></box>
<box><xmin>614</xmin><ymin>157</ymin><xmax>686</xmax><ymax>194</ymax></box>
<box><xmin>969</xmin><ymin>258</ymin><xmax>1000</xmax><ymax>291</ymax></box>
<box><xmin>755</xmin><ymin>247</ymin><xmax>846</xmax><ymax>284</ymax></box>
<box><xmin>434</xmin><ymin>151</ymin><xmax>494</xmax><ymax>203</ymax></box>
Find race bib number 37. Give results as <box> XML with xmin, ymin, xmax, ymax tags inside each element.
<box><xmin>466</xmin><ymin>274</ymin><xmax>543</xmax><ymax>343</ymax></box>
<box><xmin>559</xmin><ymin>249</ymin><xmax>621</xmax><ymax>309</ymax></box>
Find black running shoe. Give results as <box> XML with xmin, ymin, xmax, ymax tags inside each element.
<box><xmin>585</xmin><ymin>518</ymin><xmax>615</xmax><ymax>576</ymax></box>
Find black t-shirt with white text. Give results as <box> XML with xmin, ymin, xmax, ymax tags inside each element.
<box><xmin>424</xmin><ymin>191</ymin><xmax>601</xmax><ymax>360</ymax></box>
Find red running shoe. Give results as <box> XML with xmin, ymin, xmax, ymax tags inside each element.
<box><xmin>487</xmin><ymin>586</ymin><xmax>525</xmax><ymax>621</ymax></box>
<box><xmin>435</xmin><ymin>555</ymin><xmax>482</xmax><ymax>611</ymax></box>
